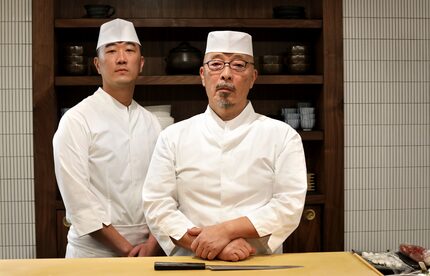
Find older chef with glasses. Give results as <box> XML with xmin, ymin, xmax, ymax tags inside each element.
<box><xmin>143</xmin><ymin>31</ymin><xmax>307</xmax><ymax>261</ymax></box>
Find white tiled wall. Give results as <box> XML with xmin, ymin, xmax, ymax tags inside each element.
<box><xmin>0</xmin><ymin>0</ymin><xmax>35</xmax><ymax>259</ymax></box>
<box><xmin>344</xmin><ymin>0</ymin><xmax>430</xmax><ymax>251</ymax></box>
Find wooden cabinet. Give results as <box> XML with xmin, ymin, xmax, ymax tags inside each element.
<box><xmin>283</xmin><ymin>205</ymin><xmax>322</xmax><ymax>252</ymax></box>
<box><xmin>56</xmin><ymin>210</ymin><xmax>69</xmax><ymax>257</ymax></box>
<box><xmin>33</xmin><ymin>0</ymin><xmax>343</xmax><ymax>257</ymax></box>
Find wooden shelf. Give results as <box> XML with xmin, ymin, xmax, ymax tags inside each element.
<box><xmin>256</xmin><ymin>75</ymin><xmax>323</xmax><ymax>84</ymax></box>
<box><xmin>55</xmin><ymin>75</ymin><xmax>323</xmax><ymax>86</ymax></box>
<box><xmin>55</xmin><ymin>18</ymin><xmax>323</xmax><ymax>29</ymax></box>
<box><xmin>299</xmin><ymin>131</ymin><xmax>324</xmax><ymax>141</ymax></box>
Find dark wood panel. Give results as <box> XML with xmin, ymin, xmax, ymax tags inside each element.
<box><xmin>283</xmin><ymin>205</ymin><xmax>322</xmax><ymax>252</ymax></box>
<box><xmin>55</xmin><ymin>0</ymin><xmax>322</xmax><ymax>19</ymax></box>
<box><xmin>33</xmin><ymin>0</ymin><xmax>58</xmax><ymax>258</ymax></box>
<box><xmin>305</xmin><ymin>195</ymin><xmax>325</xmax><ymax>204</ymax></box>
<box><xmin>56</xmin><ymin>210</ymin><xmax>69</xmax><ymax>258</ymax></box>
<box><xmin>321</xmin><ymin>0</ymin><xmax>344</xmax><ymax>251</ymax></box>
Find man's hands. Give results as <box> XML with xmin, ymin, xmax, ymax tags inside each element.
<box><xmin>128</xmin><ymin>243</ymin><xmax>150</xmax><ymax>257</ymax></box>
<box><xmin>186</xmin><ymin>220</ymin><xmax>257</xmax><ymax>261</ymax></box>
<box><xmin>217</xmin><ymin>238</ymin><xmax>256</xmax><ymax>261</ymax></box>
<box><xmin>128</xmin><ymin>234</ymin><xmax>163</xmax><ymax>257</ymax></box>
<box><xmin>189</xmin><ymin>225</ymin><xmax>231</xmax><ymax>260</ymax></box>
<box><xmin>172</xmin><ymin>217</ymin><xmax>259</xmax><ymax>261</ymax></box>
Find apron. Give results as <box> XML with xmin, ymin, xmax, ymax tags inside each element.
<box><xmin>65</xmin><ymin>223</ymin><xmax>149</xmax><ymax>258</ymax></box>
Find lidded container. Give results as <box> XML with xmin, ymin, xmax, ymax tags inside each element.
<box><xmin>166</xmin><ymin>42</ymin><xmax>202</xmax><ymax>75</ymax></box>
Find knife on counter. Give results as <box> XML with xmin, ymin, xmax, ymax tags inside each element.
<box><xmin>154</xmin><ymin>261</ymin><xmax>303</xmax><ymax>271</ymax></box>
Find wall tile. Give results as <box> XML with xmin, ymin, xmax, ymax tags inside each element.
<box><xmin>344</xmin><ymin>0</ymin><xmax>430</xmax><ymax>251</ymax></box>
<box><xmin>0</xmin><ymin>0</ymin><xmax>34</xmax><ymax>259</ymax></box>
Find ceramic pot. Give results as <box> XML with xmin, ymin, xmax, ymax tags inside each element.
<box><xmin>166</xmin><ymin>42</ymin><xmax>202</xmax><ymax>75</ymax></box>
<box><xmin>84</xmin><ymin>5</ymin><xmax>115</xmax><ymax>18</ymax></box>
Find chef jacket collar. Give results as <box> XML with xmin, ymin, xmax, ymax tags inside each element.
<box><xmin>96</xmin><ymin>87</ymin><xmax>138</xmax><ymax>112</ymax></box>
<box><xmin>205</xmin><ymin>101</ymin><xmax>257</xmax><ymax>131</ymax></box>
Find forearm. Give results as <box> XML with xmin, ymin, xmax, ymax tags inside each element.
<box><xmin>189</xmin><ymin>218</ymin><xmax>260</xmax><ymax>260</ymax></box>
<box><xmin>222</xmin><ymin>217</ymin><xmax>260</xmax><ymax>240</ymax></box>
<box><xmin>89</xmin><ymin>224</ymin><xmax>133</xmax><ymax>256</ymax></box>
<box><xmin>145</xmin><ymin>233</ymin><xmax>164</xmax><ymax>256</ymax></box>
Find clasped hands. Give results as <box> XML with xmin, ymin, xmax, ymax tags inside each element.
<box><xmin>187</xmin><ymin>224</ymin><xmax>256</xmax><ymax>262</ymax></box>
<box><xmin>127</xmin><ymin>242</ymin><xmax>151</xmax><ymax>257</ymax></box>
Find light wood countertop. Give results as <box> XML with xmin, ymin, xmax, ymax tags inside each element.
<box><xmin>0</xmin><ymin>251</ymin><xmax>382</xmax><ymax>276</ymax></box>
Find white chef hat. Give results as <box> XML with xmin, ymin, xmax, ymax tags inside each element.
<box><xmin>96</xmin><ymin>18</ymin><xmax>141</xmax><ymax>50</ymax></box>
<box><xmin>205</xmin><ymin>31</ymin><xmax>253</xmax><ymax>57</ymax></box>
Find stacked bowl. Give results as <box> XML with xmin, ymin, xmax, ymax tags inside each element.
<box><xmin>298</xmin><ymin>103</ymin><xmax>316</xmax><ymax>131</ymax></box>
<box><xmin>64</xmin><ymin>45</ymin><xmax>87</xmax><ymax>75</ymax></box>
<box><xmin>144</xmin><ymin>105</ymin><xmax>174</xmax><ymax>130</ymax></box>
<box><xmin>282</xmin><ymin>108</ymin><xmax>300</xmax><ymax>129</ymax></box>
<box><xmin>261</xmin><ymin>55</ymin><xmax>283</xmax><ymax>75</ymax></box>
<box><xmin>282</xmin><ymin>102</ymin><xmax>316</xmax><ymax>131</ymax></box>
<box><xmin>272</xmin><ymin>5</ymin><xmax>306</xmax><ymax>19</ymax></box>
<box><xmin>285</xmin><ymin>43</ymin><xmax>310</xmax><ymax>74</ymax></box>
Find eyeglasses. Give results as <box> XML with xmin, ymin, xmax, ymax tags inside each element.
<box><xmin>204</xmin><ymin>59</ymin><xmax>254</xmax><ymax>72</ymax></box>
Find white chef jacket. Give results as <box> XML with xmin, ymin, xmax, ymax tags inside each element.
<box><xmin>142</xmin><ymin>102</ymin><xmax>307</xmax><ymax>256</ymax></box>
<box><xmin>53</xmin><ymin>88</ymin><xmax>161</xmax><ymax>257</ymax></box>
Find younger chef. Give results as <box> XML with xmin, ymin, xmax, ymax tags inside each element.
<box><xmin>142</xmin><ymin>30</ymin><xmax>307</xmax><ymax>261</ymax></box>
<box><xmin>53</xmin><ymin>18</ymin><xmax>162</xmax><ymax>258</ymax></box>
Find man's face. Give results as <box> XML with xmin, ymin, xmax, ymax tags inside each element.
<box><xmin>94</xmin><ymin>42</ymin><xmax>144</xmax><ymax>90</ymax></box>
<box><xmin>200</xmin><ymin>53</ymin><xmax>257</xmax><ymax>119</ymax></box>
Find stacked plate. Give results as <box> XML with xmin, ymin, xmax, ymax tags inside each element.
<box><xmin>144</xmin><ymin>105</ymin><xmax>174</xmax><ymax>130</ymax></box>
<box><xmin>307</xmin><ymin>173</ymin><xmax>316</xmax><ymax>192</ymax></box>
<box><xmin>273</xmin><ymin>5</ymin><xmax>306</xmax><ymax>19</ymax></box>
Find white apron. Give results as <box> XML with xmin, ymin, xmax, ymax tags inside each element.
<box><xmin>65</xmin><ymin>223</ymin><xmax>149</xmax><ymax>258</ymax></box>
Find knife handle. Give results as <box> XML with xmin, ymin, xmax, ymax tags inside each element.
<box><xmin>154</xmin><ymin>262</ymin><xmax>206</xmax><ymax>270</ymax></box>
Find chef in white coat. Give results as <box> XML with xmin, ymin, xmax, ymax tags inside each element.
<box><xmin>142</xmin><ymin>31</ymin><xmax>307</xmax><ymax>261</ymax></box>
<box><xmin>53</xmin><ymin>19</ymin><xmax>162</xmax><ymax>258</ymax></box>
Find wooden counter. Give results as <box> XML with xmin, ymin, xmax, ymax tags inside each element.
<box><xmin>0</xmin><ymin>252</ymin><xmax>382</xmax><ymax>276</ymax></box>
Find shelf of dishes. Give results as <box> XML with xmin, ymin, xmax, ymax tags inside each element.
<box><xmin>282</xmin><ymin>102</ymin><xmax>317</xmax><ymax>131</ymax></box>
<box><xmin>55</xmin><ymin>75</ymin><xmax>323</xmax><ymax>86</ymax></box>
<box><xmin>59</xmin><ymin>104</ymin><xmax>323</xmax><ymax>140</ymax></box>
<box><xmin>61</xmin><ymin>39</ymin><xmax>320</xmax><ymax>76</ymax></box>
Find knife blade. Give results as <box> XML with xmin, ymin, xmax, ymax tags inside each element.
<box><xmin>154</xmin><ymin>261</ymin><xmax>303</xmax><ymax>271</ymax></box>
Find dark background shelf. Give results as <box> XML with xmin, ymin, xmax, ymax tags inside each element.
<box><xmin>34</xmin><ymin>0</ymin><xmax>343</xmax><ymax>257</ymax></box>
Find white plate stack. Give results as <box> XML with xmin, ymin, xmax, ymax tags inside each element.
<box><xmin>307</xmin><ymin>173</ymin><xmax>316</xmax><ymax>192</ymax></box>
<box><xmin>144</xmin><ymin>105</ymin><xmax>174</xmax><ymax>130</ymax></box>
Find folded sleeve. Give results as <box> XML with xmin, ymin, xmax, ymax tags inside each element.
<box><xmin>142</xmin><ymin>132</ymin><xmax>196</xmax><ymax>255</ymax></box>
<box><xmin>53</xmin><ymin>112</ymin><xmax>108</xmax><ymax>236</ymax></box>
<box><xmin>246</xmin><ymin>131</ymin><xmax>307</xmax><ymax>253</ymax></box>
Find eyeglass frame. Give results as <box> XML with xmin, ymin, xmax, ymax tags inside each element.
<box><xmin>203</xmin><ymin>59</ymin><xmax>255</xmax><ymax>72</ymax></box>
